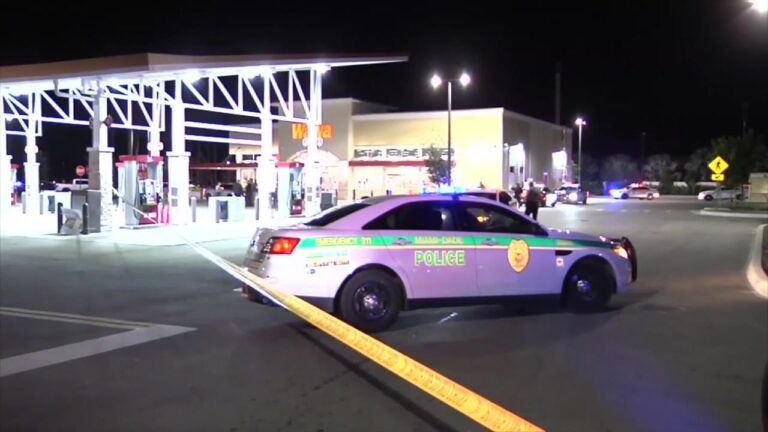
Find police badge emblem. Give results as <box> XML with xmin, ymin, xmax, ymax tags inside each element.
<box><xmin>507</xmin><ymin>239</ymin><xmax>530</xmax><ymax>272</ymax></box>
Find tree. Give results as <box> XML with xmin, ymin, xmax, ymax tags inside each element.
<box><xmin>573</xmin><ymin>153</ymin><xmax>600</xmax><ymax>182</ymax></box>
<box><xmin>642</xmin><ymin>154</ymin><xmax>677</xmax><ymax>193</ymax></box>
<box><xmin>601</xmin><ymin>154</ymin><xmax>639</xmax><ymax>183</ymax></box>
<box><xmin>709</xmin><ymin>131</ymin><xmax>768</xmax><ymax>187</ymax></box>
<box><xmin>684</xmin><ymin>147</ymin><xmax>710</xmax><ymax>185</ymax></box>
<box><xmin>424</xmin><ymin>145</ymin><xmax>450</xmax><ymax>186</ymax></box>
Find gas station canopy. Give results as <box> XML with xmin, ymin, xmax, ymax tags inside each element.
<box><xmin>0</xmin><ymin>52</ymin><xmax>407</xmax><ymax>229</ymax></box>
<box><xmin>0</xmin><ymin>52</ymin><xmax>406</xmax><ymax>89</ymax></box>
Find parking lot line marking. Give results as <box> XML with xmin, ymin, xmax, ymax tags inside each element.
<box><xmin>0</xmin><ymin>324</ymin><xmax>195</xmax><ymax>378</ymax></box>
<box><xmin>0</xmin><ymin>307</ymin><xmax>153</xmax><ymax>327</ymax></box>
<box><xmin>0</xmin><ymin>311</ymin><xmax>138</xmax><ymax>330</ymax></box>
<box><xmin>438</xmin><ymin>312</ymin><xmax>458</xmax><ymax>324</ymax></box>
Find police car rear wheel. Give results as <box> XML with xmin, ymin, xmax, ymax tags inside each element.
<box><xmin>565</xmin><ymin>261</ymin><xmax>613</xmax><ymax>311</ymax></box>
<box><xmin>339</xmin><ymin>270</ymin><xmax>401</xmax><ymax>333</ymax></box>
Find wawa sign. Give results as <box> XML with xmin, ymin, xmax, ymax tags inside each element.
<box><xmin>292</xmin><ymin>123</ymin><xmax>334</xmax><ymax>140</ymax></box>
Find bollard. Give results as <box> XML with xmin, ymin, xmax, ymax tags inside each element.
<box><xmin>81</xmin><ymin>203</ymin><xmax>89</xmax><ymax>235</ymax></box>
<box><xmin>191</xmin><ymin>196</ymin><xmax>197</xmax><ymax>223</ymax></box>
<box><xmin>255</xmin><ymin>197</ymin><xmax>260</xmax><ymax>220</ymax></box>
<box><xmin>57</xmin><ymin>202</ymin><xmax>63</xmax><ymax>234</ymax></box>
<box><xmin>352</xmin><ymin>189</ymin><xmax>356</xmax><ymax>201</ymax></box>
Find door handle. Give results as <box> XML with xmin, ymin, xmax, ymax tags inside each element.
<box><xmin>481</xmin><ymin>239</ymin><xmax>500</xmax><ymax>246</ymax></box>
<box><xmin>391</xmin><ymin>237</ymin><xmax>413</xmax><ymax>246</ymax></box>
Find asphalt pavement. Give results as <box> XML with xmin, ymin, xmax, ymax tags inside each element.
<box><xmin>1</xmin><ymin>196</ymin><xmax>766</xmax><ymax>432</ymax></box>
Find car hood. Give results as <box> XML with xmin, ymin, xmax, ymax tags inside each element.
<box><xmin>546</xmin><ymin>228</ymin><xmax>614</xmax><ymax>245</ymax></box>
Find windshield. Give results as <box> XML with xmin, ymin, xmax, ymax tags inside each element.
<box><xmin>303</xmin><ymin>202</ymin><xmax>370</xmax><ymax>227</ymax></box>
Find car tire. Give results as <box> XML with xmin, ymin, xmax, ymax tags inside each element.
<box><xmin>621</xmin><ymin>193</ymin><xmax>629</xmax><ymax>200</ymax></box>
<box><xmin>647</xmin><ymin>193</ymin><xmax>655</xmax><ymax>200</ymax></box>
<box><xmin>564</xmin><ymin>259</ymin><xmax>614</xmax><ymax>312</ymax></box>
<box><xmin>736</xmin><ymin>194</ymin><xmax>743</xmax><ymax>201</ymax></box>
<box><xmin>704</xmin><ymin>195</ymin><xmax>713</xmax><ymax>201</ymax></box>
<box><xmin>338</xmin><ymin>270</ymin><xmax>402</xmax><ymax>333</ymax></box>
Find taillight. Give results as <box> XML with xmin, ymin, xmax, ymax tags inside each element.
<box><xmin>261</xmin><ymin>237</ymin><xmax>300</xmax><ymax>255</ymax></box>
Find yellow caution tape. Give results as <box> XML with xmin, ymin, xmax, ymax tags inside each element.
<box><xmin>114</xmin><ymin>190</ymin><xmax>544</xmax><ymax>431</ymax></box>
<box><xmin>189</xmin><ymin>243</ymin><xmax>543</xmax><ymax>432</ymax></box>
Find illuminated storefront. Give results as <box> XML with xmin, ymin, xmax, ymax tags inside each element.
<box><xmin>230</xmin><ymin>98</ymin><xmax>573</xmax><ymax>200</ymax></box>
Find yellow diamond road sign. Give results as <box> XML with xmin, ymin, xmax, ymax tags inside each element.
<box><xmin>708</xmin><ymin>156</ymin><xmax>729</xmax><ymax>174</ymax></box>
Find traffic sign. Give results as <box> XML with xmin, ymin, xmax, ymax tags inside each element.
<box><xmin>711</xmin><ymin>173</ymin><xmax>724</xmax><ymax>181</ymax></box>
<box><xmin>75</xmin><ymin>165</ymin><xmax>86</xmax><ymax>177</ymax></box>
<box><xmin>708</xmin><ymin>156</ymin><xmax>729</xmax><ymax>174</ymax></box>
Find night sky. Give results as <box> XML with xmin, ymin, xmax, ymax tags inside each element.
<box><xmin>2</xmin><ymin>1</ymin><xmax>766</xmax><ymax>180</ymax></box>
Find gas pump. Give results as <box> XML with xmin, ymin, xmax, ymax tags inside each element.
<box><xmin>10</xmin><ymin>163</ymin><xmax>18</xmax><ymax>205</ymax></box>
<box><xmin>118</xmin><ymin>155</ymin><xmax>164</xmax><ymax>226</ymax></box>
<box><xmin>276</xmin><ymin>162</ymin><xmax>304</xmax><ymax>217</ymax></box>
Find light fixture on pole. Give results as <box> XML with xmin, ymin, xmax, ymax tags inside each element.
<box><xmin>431</xmin><ymin>72</ymin><xmax>471</xmax><ymax>186</ymax></box>
<box><xmin>749</xmin><ymin>0</ymin><xmax>768</xmax><ymax>13</ymax></box>
<box><xmin>574</xmin><ymin>117</ymin><xmax>586</xmax><ymax>186</ymax></box>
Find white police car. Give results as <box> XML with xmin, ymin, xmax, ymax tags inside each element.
<box><xmin>243</xmin><ymin>195</ymin><xmax>637</xmax><ymax>332</ymax></box>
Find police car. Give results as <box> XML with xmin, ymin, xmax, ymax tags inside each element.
<box><xmin>243</xmin><ymin>194</ymin><xmax>637</xmax><ymax>332</ymax></box>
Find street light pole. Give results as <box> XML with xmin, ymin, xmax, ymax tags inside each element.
<box><xmin>575</xmin><ymin>117</ymin><xmax>586</xmax><ymax>186</ymax></box>
<box><xmin>431</xmin><ymin>72</ymin><xmax>470</xmax><ymax>187</ymax></box>
<box><xmin>447</xmin><ymin>80</ymin><xmax>452</xmax><ymax>185</ymax></box>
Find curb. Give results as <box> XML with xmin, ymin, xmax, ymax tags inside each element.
<box><xmin>747</xmin><ymin>224</ymin><xmax>768</xmax><ymax>299</ymax></box>
<box><xmin>697</xmin><ymin>209</ymin><xmax>768</xmax><ymax>220</ymax></box>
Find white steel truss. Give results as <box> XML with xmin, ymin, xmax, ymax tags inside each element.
<box><xmin>2</xmin><ymin>67</ymin><xmax>324</xmax><ymax>145</ymax></box>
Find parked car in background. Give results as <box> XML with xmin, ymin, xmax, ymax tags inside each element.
<box><xmin>610</xmin><ymin>184</ymin><xmax>660</xmax><ymax>200</ymax></box>
<box><xmin>55</xmin><ymin>178</ymin><xmax>89</xmax><ymax>192</ymax></box>
<box><xmin>697</xmin><ymin>188</ymin><xmax>743</xmax><ymax>201</ymax></box>
<box><xmin>460</xmin><ymin>189</ymin><xmax>518</xmax><ymax>208</ymax></box>
<box><xmin>40</xmin><ymin>181</ymin><xmax>58</xmax><ymax>191</ymax></box>
<box><xmin>521</xmin><ymin>184</ymin><xmax>557</xmax><ymax>207</ymax></box>
<box><xmin>555</xmin><ymin>185</ymin><xmax>589</xmax><ymax>205</ymax></box>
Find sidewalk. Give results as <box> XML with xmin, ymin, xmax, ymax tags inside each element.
<box><xmin>698</xmin><ymin>207</ymin><xmax>768</xmax><ymax>220</ymax></box>
<box><xmin>0</xmin><ymin>204</ymin><xmax>307</xmax><ymax>246</ymax></box>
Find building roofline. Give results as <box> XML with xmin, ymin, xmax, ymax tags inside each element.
<box><xmin>352</xmin><ymin>107</ymin><xmax>505</xmax><ymax>121</ymax></box>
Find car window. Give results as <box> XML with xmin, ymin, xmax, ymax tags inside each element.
<box><xmin>304</xmin><ymin>203</ymin><xmax>370</xmax><ymax>227</ymax></box>
<box><xmin>457</xmin><ymin>202</ymin><xmax>544</xmax><ymax>235</ymax></box>
<box><xmin>364</xmin><ymin>201</ymin><xmax>456</xmax><ymax>231</ymax></box>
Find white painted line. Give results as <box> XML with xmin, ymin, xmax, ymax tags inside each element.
<box><xmin>0</xmin><ymin>324</ymin><xmax>195</xmax><ymax>378</ymax></box>
<box><xmin>746</xmin><ymin>224</ymin><xmax>768</xmax><ymax>299</ymax></box>
<box><xmin>643</xmin><ymin>209</ymin><xmax>651</xmax><ymax>213</ymax></box>
<box><xmin>438</xmin><ymin>312</ymin><xmax>458</xmax><ymax>324</ymax></box>
<box><xmin>596</xmin><ymin>208</ymin><xmax>605</xmax><ymax>212</ymax></box>
<box><xmin>696</xmin><ymin>209</ymin><xmax>768</xmax><ymax>220</ymax></box>
<box><xmin>665</xmin><ymin>210</ymin><xmax>672</xmax><ymax>213</ymax></box>
<box><xmin>0</xmin><ymin>307</ymin><xmax>153</xmax><ymax>327</ymax></box>
<box><xmin>620</xmin><ymin>209</ymin><xmax>627</xmax><ymax>213</ymax></box>
<box><xmin>0</xmin><ymin>311</ymin><xmax>138</xmax><ymax>330</ymax></box>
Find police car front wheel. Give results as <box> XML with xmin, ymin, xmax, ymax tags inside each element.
<box><xmin>338</xmin><ymin>270</ymin><xmax>402</xmax><ymax>333</ymax></box>
<box><xmin>565</xmin><ymin>260</ymin><xmax>614</xmax><ymax>311</ymax></box>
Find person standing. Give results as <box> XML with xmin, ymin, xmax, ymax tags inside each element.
<box><xmin>245</xmin><ymin>179</ymin><xmax>254</xmax><ymax>207</ymax></box>
<box><xmin>524</xmin><ymin>181</ymin><xmax>541</xmax><ymax>220</ymax></box>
